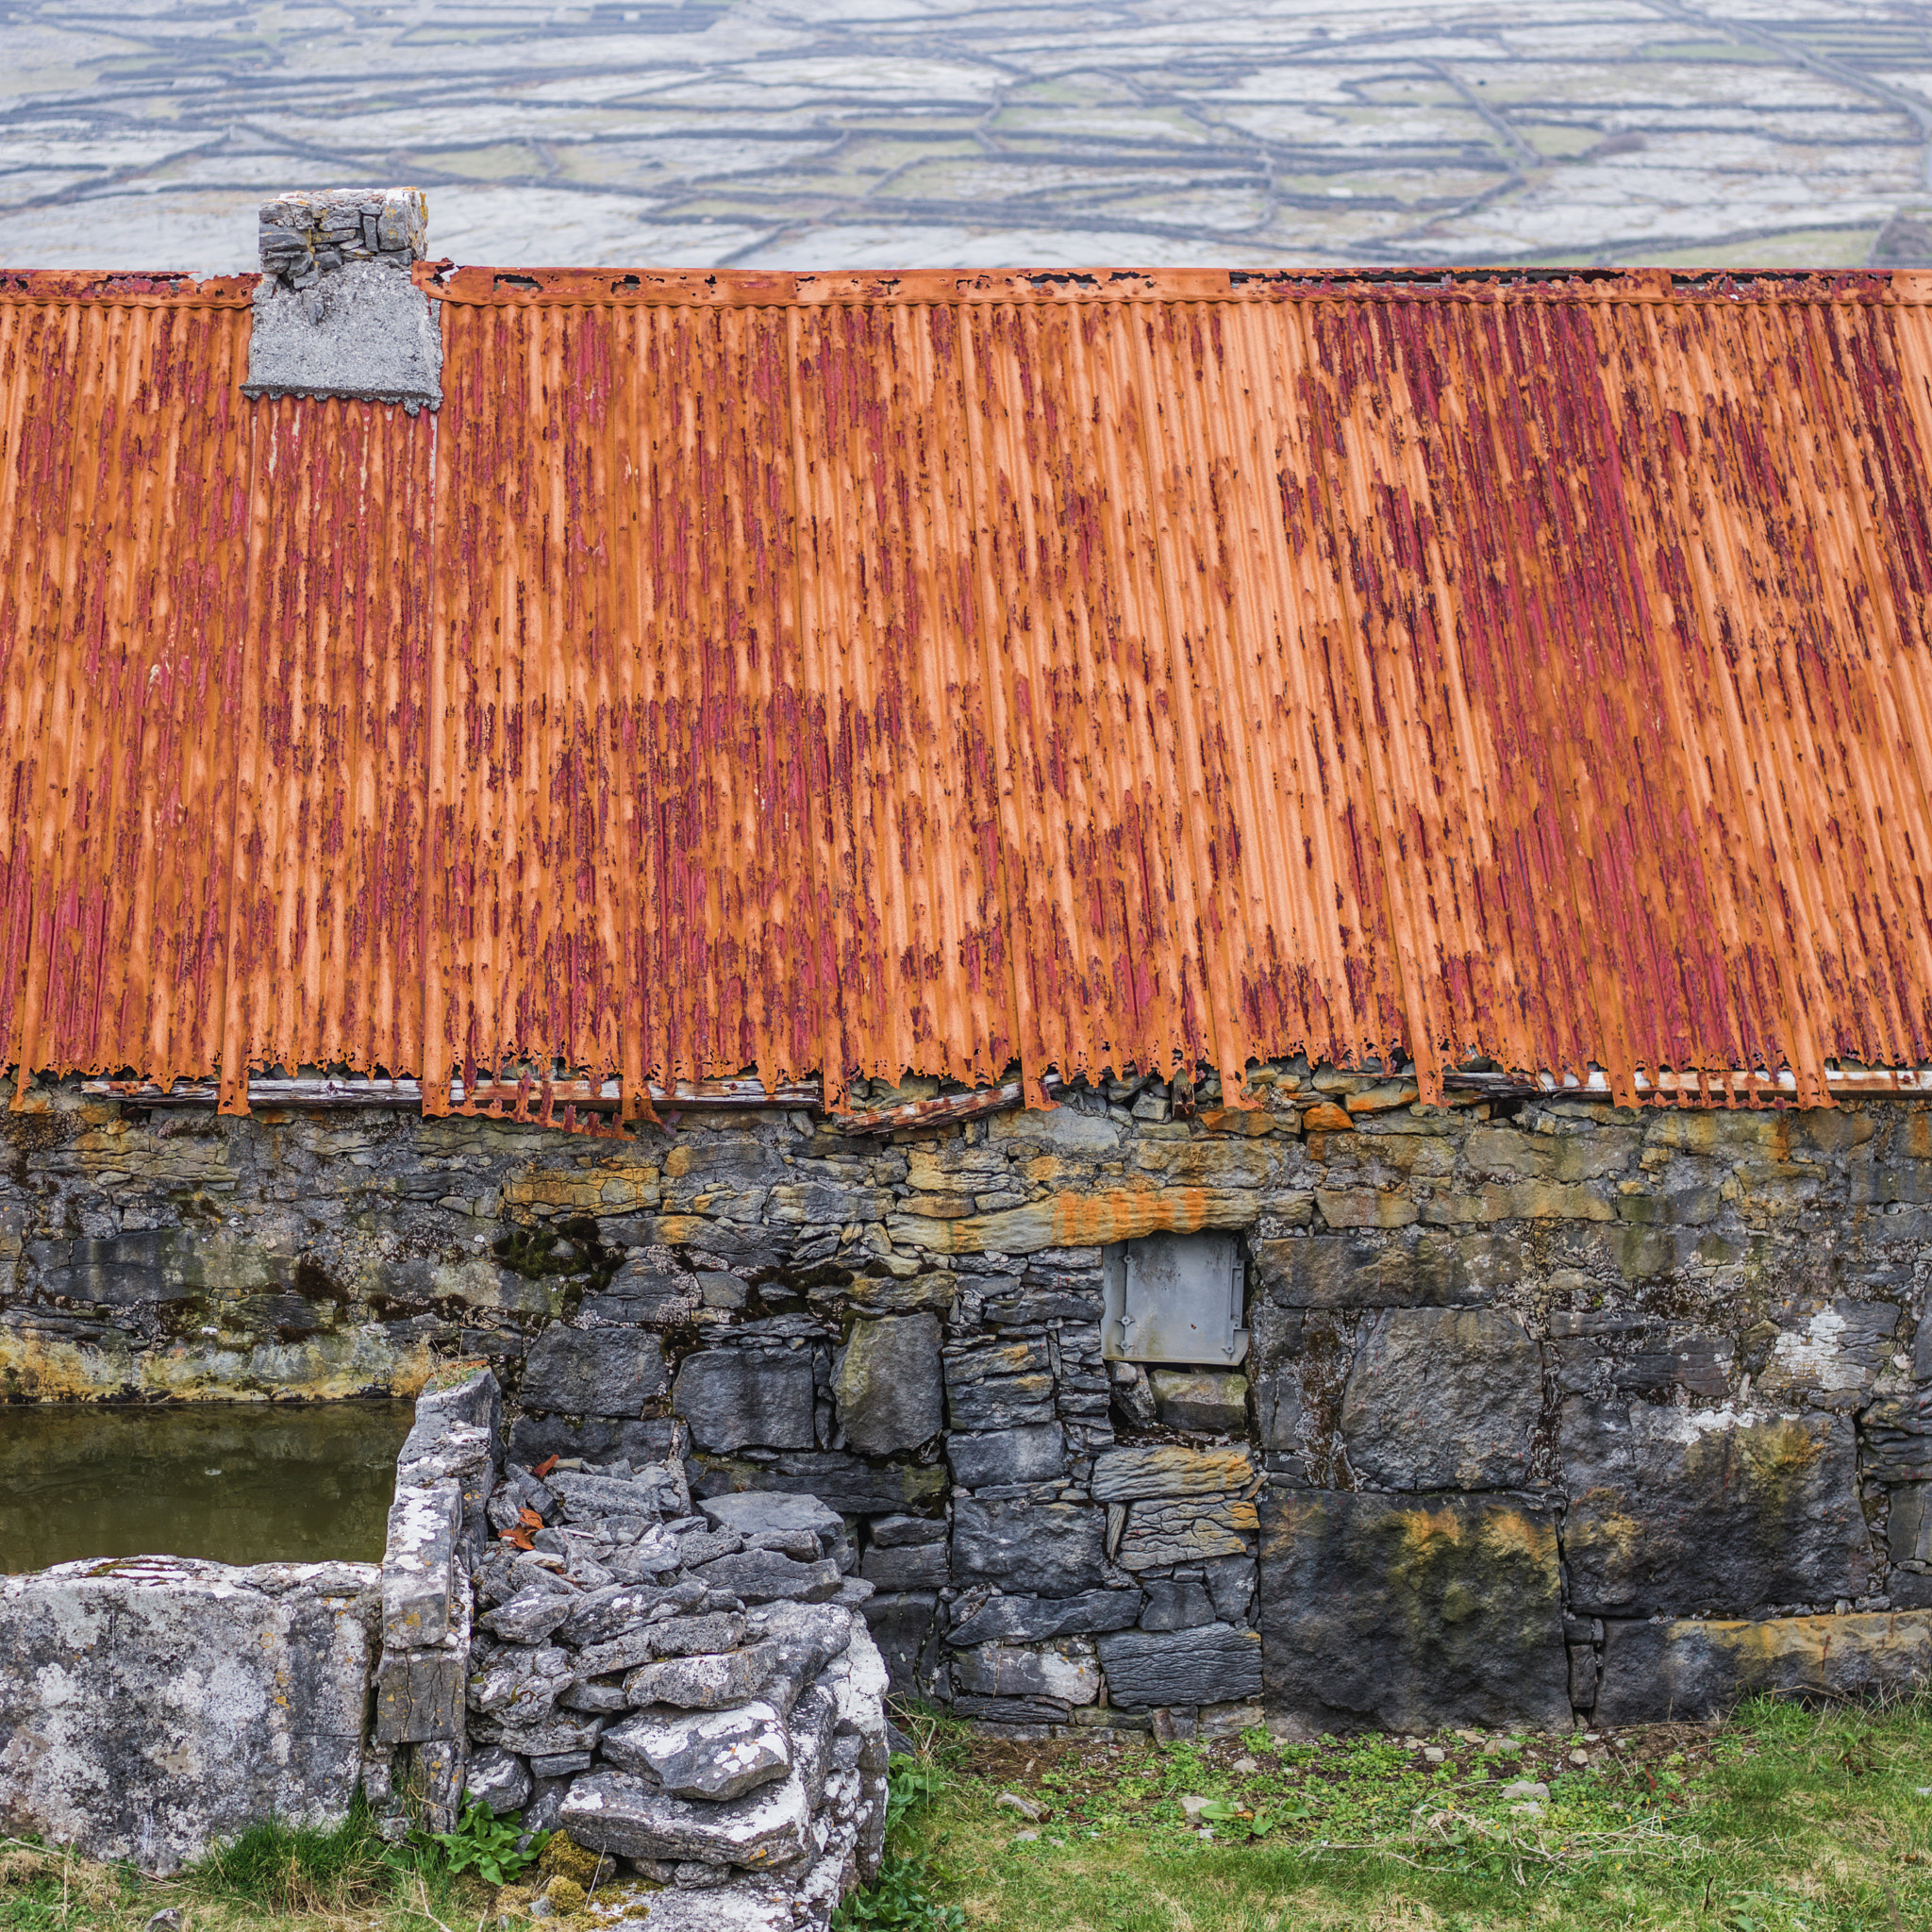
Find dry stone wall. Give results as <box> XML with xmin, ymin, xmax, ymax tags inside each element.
<box><xmin>2</xmin><ymin>1068</ymin><xmax>1930</xmax><ymax>1734</ymax></box>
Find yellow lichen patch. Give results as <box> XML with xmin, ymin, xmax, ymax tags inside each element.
<box><xmin>1381</xmin><ymin>1503</ymin><xmax>1471</xmax><ymax>1591</ymax></box>
<box><xmin>1049</xmin><ymin>1186</ymin><xmax>1258</xmax><ymax>1249</ymax></box>
<box><xmin>891</xmin><ymin>1185</ymin><xmax>1257</xmax><ymax>1256</ymax></box>
<box><xmin>0</xmin><ymin>1324</ymin><xmax>436</xmax><ymax>1403</ymax></box>
<box><xmin>1562</xmin><ymin>1488</ymin><xmax>1644</xmax><ymax>1568</ymax></box>
<box><xmin>1697</xmin><ymin>1415</ymin><xmax>1825</xmax><ymax>1516</ymax></box>
<box><xmin>1689</xmin><ymin>1608</ymin><xmax>1932</xmax><ymax>1686</ymax></box>
<box><xmin>504</xmin><ymin>1164</ymin><xmax>658</xmax><ymax>1212</ymax></box>
<box><xmin>1475</xmin><ymin>1505</ymin><xmax>1561</xmax><ymax>1578</ymax></box>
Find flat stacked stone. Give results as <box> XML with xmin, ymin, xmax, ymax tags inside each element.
<box><xmin>468</xmin><ymin>1462</ymin><xmax>888</xmax><ymax>1929</ymax></box>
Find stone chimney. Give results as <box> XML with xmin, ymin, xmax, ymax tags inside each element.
<box><xmin>242</xmin><ymin>188</ymin><xmax>441</xmax><ymax>412</ymax></box>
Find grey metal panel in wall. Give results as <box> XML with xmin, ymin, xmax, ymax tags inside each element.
<box><xmin>1103</xmin><ymin>1232</ymin><xmax>1247</xmax><ymax>1366</ymax></box>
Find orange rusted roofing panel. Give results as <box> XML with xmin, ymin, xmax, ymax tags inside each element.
<box><xmin>0</xmin><ymin>278</ymin><xmax>252</xmax><ymax>1092</ymax></box>
<box><xmin>3</xmin><ymin>267</ymin><xmax>1931</xmax><ymax>1113</ymax></box>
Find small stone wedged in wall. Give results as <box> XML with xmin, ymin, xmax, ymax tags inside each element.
<box><xmin>0</xmin><ymin>1557</ymin><xmax>378</xmax><ymax>1874</ymax></box>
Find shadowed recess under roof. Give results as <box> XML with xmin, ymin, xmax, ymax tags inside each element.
<box><xmin>1</xmin><ymin>266</ymin><xmax>1930</xmax><ymax>1117</ymax></box>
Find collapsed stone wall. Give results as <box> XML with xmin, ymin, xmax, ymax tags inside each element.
<box><xmin>2</xmin><ymin>1068</ymin><xmax>1929</xmax><ymax>1733</ymax></box>
<box><xmin>370</xmin><ymin>1367</ymin><xmax>891</xmax><ymax>1929</ymax></box>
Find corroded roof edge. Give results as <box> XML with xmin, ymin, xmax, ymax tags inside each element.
<box><xmin>416</xmin><ymin>262</ymin><xmax>1932</xmax><ymax>309</ymax></box>
<box><xmin>3</xmin><ymin>264</ymin><xmax>1922</xmax><ymax>312</ymax></box>
<box><xmin>0</xmin><ymin>271</ymin><xmax>258</xmax><ymax>306</ymax></box>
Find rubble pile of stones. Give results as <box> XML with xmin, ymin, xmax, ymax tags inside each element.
<box><xmin>466</xmin><ymin>1459</ymin><xmax>889</xmax><ymax>1929</ymax></box>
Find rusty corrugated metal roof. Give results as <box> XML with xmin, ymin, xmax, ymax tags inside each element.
<box><xmin>3</xmin><ymin>265</ymin><xmax>1930</xmax><ymax>1117</ymax></box>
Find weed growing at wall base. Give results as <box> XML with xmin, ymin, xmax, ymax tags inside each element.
<box><xmin>834</xmin><ymin>1754</ymin><xmax>966</xmax><ymax>1932</ymax></box>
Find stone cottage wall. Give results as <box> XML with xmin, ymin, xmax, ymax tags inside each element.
<box><xmin>2</xmin><ymin>1068</ymin><xmax>1929</xmax><ymax>1734</ymax></box>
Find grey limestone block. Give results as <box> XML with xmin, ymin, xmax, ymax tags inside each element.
<box><xmin>946</xmin><ymin>1423</ymin><xmax>1065</xmax><ymax>1488</ymax></box>
<box><xmin>1202</xmin><ymin>1555</ymin><xmax>1256</xmax><ymax>1623</ymax></box>
<box><xmin>1558</xmin><ymin>1400</ymin><xmax>1872</xmax><ymax>1616</ymax></box>
<box><xmin>694</xmin><ymin>1451</ymin><xmax>947</xmax><ymax>1519</ymax></box>
<box><xmin>675</xmin><ymin>1350</ymin><xmax>818</xmax><ymax>1452</ymax></box>
<box><xmin>1595</xmin><ymin>1611</ymin><xmax>1932</xmax><ymax>1724</ymax></box>
<box><xmin>952</xmin><ymin>1639</ymin><xmax>1100</xmax><ymax>1704</ymax></box>
<box><xmin>375</xmin><ymin>1641</ymin><xmax>467</xmax><ymax>1745</ymax></box>
<box><xmin>833</xmin><ymin>1311</ymin><xmax>943</xmax><ymax>1454</ymax></box>
<box><xmin>860</xmin><ymin>1542</ymin><xmax>949</xmax><ymax>1590</ymax></box>
<box><xmin>582</xmin><ymin>1246</ymin><xmax>701</xmax><ymax>1326</ymax></box>
<box><xmin>463</xmin><ymin>1745</ymin><xmax>533</xmax><ymax>1817</ymax></box>
<box><xmin>623</xmin><ymin>1644</ymin><xmax>786</xmax><ymax>1711</ymax></box>
<box><xmin>1257</xmin><ymin>1486</ymin><xmax>1571</xmax><ymax>1734</ymax></box>
<box><xmin>562</xmin><ymin>1685</ymin><xmax>837</xmax><ymax>1869</ymax></box>
<box><xmin>394</xmin><ymin>1402</ymin><xmax>497</xmax><ymax>1564</ymax></box>
<box><xmin>945</xmin><ymin>1588</ymin><xmax>1143</xmax><ymax>1646</ymax></box>
<box><xmin>1339</xmin><ymin>1307</ymin><xmax>1543</xmax><ymax>1490</ymax></box>
<box><xmin>1117</xmin><ymin>1495</ymin><xmax>1257</xmax><ymax>1570</ymax></box>
<box><xmin>417</xmin><ymin>1362</ymin><xmax>503</xmax><ymax>1439</ymax></box>
<box><xmin>407</xmin><ymin>1737</ymin><xmax>468</xmax><ymax>1836</ymax></box>
<box><xmin>950</xmin><ymin>1498</ymin><xmax>1108</xmax><ymax>1596</ymax></box>
<box><xmin>488</xmin><ymin>1712</ymin><xmax>608</xmax><ymax>1760</ymax></box>
<box><xmin>1569</xmin><ymin>1642</ymin><xmax>1601</xmax><ymax>1710</ymax></box>
<box><xmin>1090</xmin><ymin>1443</ymin><xmax>1255</xmax><ymax>1502</ymax></box>
<box><xmin>951</xmin><ymin>1693</ymin><xmax>1071</xmax><ymax>1726</ymax></box>
<box><xmin>691</xmin><ymin>1550</ymin><xmax>843</xmax><ymax>1604</ymax></box>
<box><xmin>521</xmin><ymin>1325</ymin><xmax>668</xmax><ymax>1418</ymax></box>
<box><xmin>558</xmin><ymin>1579</ymin><xmax>707</xmax><ymax>1648</ymax></box>
<box><xmin>701</xmin><ymin>1491</ymin><xmax>844</xmax><ymax>1541</ymax></box>
<box><xmin>943</xmin><ymin>1339</ymin><xmax>1058</xmax><ymax>1431</ymax></box>
<box><xmin>859</xmin><ymin>1591</ymin><xmax>941</xmax><ymax>1694</ymax></box>
<box><xmin>602</xmin><ymin>1700</ymin><xmax>793</xmax><ymax>1802</ymax></box>
<box><xmin>508</xmin><ymin>1413</ymin><xmax>678</xmax><ymax>1468</ymax></box>
<box><xmin>1148</xmin><ymin>1368</ymin><xmax>1249</xmax><ymax>1434</ymax></box>
<box><xmin>0</xmin><ymin>1557</ymin><xmax>378</xmax><ymax>1874</ymax></box>
<box><xmin>470</xmin><ymin>1642</ymin><xmax>572</xmax><ymax>1725</ymax></box>
<box><xmin>546</xmin><ymin>1467</ymin><xmax>671</xmax><ymax>1517</ymax></box>
<box><xmin>1097</xmin><ymin>1623</ymin><xmax>1262</xmax><ymax>1707</ymax></box>
<box><xmin>244</xmin><ymin>261</ymin><xmax>442</xmax><ymax>409</ymax></box>
<box><xmin>868</xmin><ymin>1512</ymin><xmax>946</xmax><ymax>1548</ymax></box>
<box><xmin>1139</xmin><ymin>1578</ymin><xmax>1218</xmax><ymax>1630</ymax></box>
<box><xmin>1250</xmin><ymin>1230</ymin><xmax>1515</xmax><ymax>1309</ymax></box>
<box><xmin>381</xmin><ymin>1475</ymin><xmax>460</xmax><ymax>1647</ymax></box>
<box><xmin>1892</xmin><ymin>1485</ymin><xmax>1932</xmax><ymax>1563</ymax></box>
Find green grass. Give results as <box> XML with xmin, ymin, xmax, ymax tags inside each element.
<box><xmin>871</xmin><ymin>1696</ymin><xmax>1932</xmax><ymax>1931</ymax></box>
<box><xmin>0</xmin><ymin>1802</ymin><xmax>487</xmax><ymax>1932</ymax></box>
<box><xmin>3</xmin><ymin>1701</ymin><xmax>1928</xmax><ymax>1930</ymax></box>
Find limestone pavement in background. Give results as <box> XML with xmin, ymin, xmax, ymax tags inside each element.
<box><xmin>1</xmin><ymin>4</ymin><xmax>1930</xmax><ymax>274</ymax></box>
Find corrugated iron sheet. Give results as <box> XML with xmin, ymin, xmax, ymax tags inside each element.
<box><xmin>2</xmin><ymin>266</ymin><xmax>1931</xmax><ymax>1114</ymax></box>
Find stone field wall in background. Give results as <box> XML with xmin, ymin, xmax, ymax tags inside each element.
<box><xmin>1</xmin><ymin>1064</ymin><xmax>1929</xmax><ymax>1735</ymax></box>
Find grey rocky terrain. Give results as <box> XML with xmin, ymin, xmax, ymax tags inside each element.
<box><xmin>1</xmin><ymin>0</ymin><xmax>1928</xmax><ymax>271</ymax></box>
